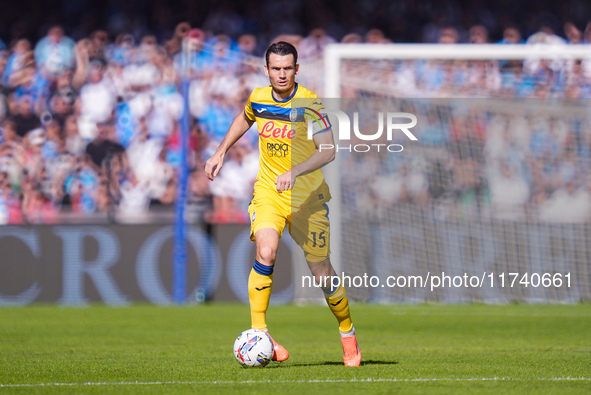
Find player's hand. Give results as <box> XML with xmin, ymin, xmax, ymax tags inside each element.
<box><xmin>204</xmin><ymin>152</ymin><xmax>224</xmax><ymax>181</ymax></box>
<box><xmin>275</xmin><ymin>170</ymin><xmax>295</xmax><ymax>193</ymax></box>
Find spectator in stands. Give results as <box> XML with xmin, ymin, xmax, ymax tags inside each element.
<box><xmin>95</xmin><ymin>175</ymin><xmax>112</xmax><ymax>213</ymax></box>
<box><xmin>402</xmin><ymin>162</ymin><xmax>430</xmax><ymax>207</ymax></box>
<box><xmin>126</xmin><ymin>121</ymin><xmax>176</xmax><ymax>205</ymax></box>
<box><xmin>63</xmin><ymin>114</ymin><xmax>86</xmax><ymax>156</ymax></box>
<box><xmin>468</xmin><ymin>25</ymin><xmax>489</xmax><ymax>44</ymax></box>
<box><xmin>208</xmin><ymin>140</ymin><xmax>258</xmax><ymax>223</ymax></box>
<box><xmin>34</xmin><ymin>25</ymin><xmax>76</xmax><ymax>78</ymax></box>
<box><xmin>200</xmin><ymin>86</ymin><xmax>239</xmax><ymax>150</ymax></box>
<box><xmin>186</xmin><ymin>164</ymin><xmax>212</xmax><ymax>223</ymax></box>
<box><xmin>73</xmin><ymin>38</ymin><xmax>96</xmax><ymax>90</ymax></box>
<box><xmin>367</xmin><ymin>172</ymin><xmax>405</xmax><ymax>209</ymax></box>
<box><xmin>524</xmin><ymin>24</ymin><xmax>567</xmax><ymax>81</ymax></box>
<box><xmin>438</xmin><ymin>27</ymin><xmax>460</xmax><ymax>44</ymax></box>
<box><xmin>208</xmin><ymin>35</ymin><xmax>241</xmax><ymax>73</ymax></box>
<box><xmin>104</xmin><ymin>150</ymin><xmax>150</xmax><ymax>217</ymax></box>
<box><xmin>0</xmin><ymin>51</ymin><xmax>7</xmax><ymax>89</ymax></box>
<box><xmin>298</xmin><ymin>28</ymin><xmax>337</xmax><ymax>58</ymax></box>
<box><xmin>150</xmin><ymin>146</ymin><xmax>176</xmax><ymax>205</ymax></box>
<box><xmin>488</xmin><ymin>160</ymin><xmax>530</xmax><ymax>220</ymax></box>
<box><xmin>12</xmin><ymin>94</ymin><xmax>40</xmax><ymax>138</ymax></box>
<box><xmin>23</xmin><ymin>188</ymin><xmax>58</xmax><ymax>224</ymax></box>
<box><xmin>563</xmin><ymin>22</ymin><xmax>584</xmax><ymax>44</ymax></box>
<box><xmin>20</xmin><ymin>147</ymin><xmax>59</xmax><ymax>224</ymax></box>
<box><xmin>419</xmin><ymin>110</ymin><xmax>447</xmax><ymax>146</ymax></box>
<box><xmin>365</xmin><ymin>28</ymin><xmax>389</xmax><ymax>43</ymax></box>
<box><xmin>2</xmin><ymin>39</ymin><xmax>33</xmax><ymax>88</ymax></box>
<box><xmin>0</xmin><ymin>118</ymin><xmax>25</xmax><ymax>186</ymax></box>
<box><xmin>90</xmin><ymin>30</ymin><xmax>110</xmax><ymax>60</ymax></box>
<box><xmin>538</xmin><ymin>167</ymin><xmax>591</xmax><ymax>222</ymax></box>
<box><xmin>582</xmin><ymin>22</ymin><xmax>591</xmax><ymax>43</ymax></box>
<box><xmin>341</xmin><ymin>33</ymin><xmax>362</xmax><ymax>43</ymax></box>
<box><xmin>62</xmin><ymin>154</ymin><xmax>100</xmax><ymax>214</ymax></box>
<box><xmin>562</xmin><ymin>59</ymin><xmax>590</xmax><ymax>97</ymax></box>
<box><xmin>0</xmin><ymin>170</ymin><xmax>21</xmax><ymax>224</ymax></box>
<box><xmin>498</xmin><ymin>27</ymin><xmax>523</xmax><ymax>44</ymax></box>
<box><xmin>165</xmin><ymin>22</ymin><xmax>191</xmax><ymax>56</ymax></box>
<box><xmin>173</xmin><ymin>28</ymin><xmax>211</xmax><ymax>79</ymax></box>
<box><xmin>23</xmin><ymin>128</ymin><xmax>46</xmax><ymax>174</ymax></box>
<box><xmin>0</xmin><ymin>118</ymin><xmax>22</xmax><ymax>146</ymax></box>
<box><xmin>77</xmin><ymin>59</ymin><xmax>116</xmax><ymax>140</ymax></box>
<box><xmin>41</xmin><ymin>119</ymin><xmax>63</xmax><ymax>162</ymax></box>
<box><xmin>417</xmin><ymin>27</ymin><xmax>461</xmax><ymax>95</ymax></box>
<box><xmin>118</xmin><ymin>172</ymin><xmax>151</xmax><ymax>216</ymax></box>
<box><xmin>48</xmin><ymin>82</ymin><xmax>75</xmax><ymax>126</ymax></box>
<box><xmin>237</xmin><ymin>34</ymin><xmax>258</xmax><ymax>57</ymax></box>
<box><xmin>85</xmin><ymin>121</ymin><xmax>125</xmax><ymax>169</ymax></box>
<box><xmin>146</xmin><ymin>48</ymin><xmax>183</xmax><ymax>141</ymax></box>
<box><xmin>527</xmin><ymin>23</ymin><xmax>566</xmax><ymax>45</ymax></box>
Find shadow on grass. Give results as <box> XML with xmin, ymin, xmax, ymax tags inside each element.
<box><xmin>268</xmin><ymin>360</ymin><xmax>398</xmax><ymax>368</ymax></box>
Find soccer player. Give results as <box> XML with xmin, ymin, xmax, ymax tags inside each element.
<box><xmin>205</xmin><ymin>41</ymin><xmax>361</xmax><ymax>367</ymax></box>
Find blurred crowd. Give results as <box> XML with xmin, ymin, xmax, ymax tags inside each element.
<box><xmin>344</xmin><ymin>100</ymin><xmax>591</xmax><ymax>223</ymax></box>
<box><xmin>0</xmin><ymin>23</ymin><xmax>270</xmax><ymax>224</ymax></box>
<box><xmin>0</xmin><ymin>1</ymin><xmax>591</xmax><ymax>224</ymax></box>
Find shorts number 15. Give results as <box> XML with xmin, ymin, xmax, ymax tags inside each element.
<box><xmin>311</xmin><ymin>231</ymin><xmax>326</xmax><ymax>248</ymax></box>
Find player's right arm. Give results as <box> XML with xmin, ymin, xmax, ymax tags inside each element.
<box><xmin>204</xmin><ymin>112</ymin><xmax>254</xmax><ymax>180</ymax></box>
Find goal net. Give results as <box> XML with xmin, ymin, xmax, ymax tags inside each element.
<box><xmin>314</xmin><ymin>43</ymin><xmax>591</xmax><ymax>303</ymax></box>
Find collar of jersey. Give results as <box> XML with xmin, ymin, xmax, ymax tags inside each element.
<box><xmin>271</xmin><ymin>83</ymin><xmax>299</xmax><ymax>103</ymax></box>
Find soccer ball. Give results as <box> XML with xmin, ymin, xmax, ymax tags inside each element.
<box><xmin>233</xmin><ymin>329</ymin><xmax>274</xmax><ymax>367</ymax></box>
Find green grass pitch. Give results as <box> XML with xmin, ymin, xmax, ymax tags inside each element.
<box><xmin>0</xmin><ymin>303</ymin><xmax>590</xmax><ymax>394</ymax></box>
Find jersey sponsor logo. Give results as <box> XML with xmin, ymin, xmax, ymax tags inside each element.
<box><xmin>260</xmin><ymin>121</ymin><xmax>296</xmax><ymax>139</ymax></box>
<box><xmin>256</xmin><ymin>108</ymin><xmax>267</xmax><ymax>113</ymax></box>
<box><xmin>267</xmin><ymin>142</ymin><xmax>289</xmax><ymax>157</ymax></box>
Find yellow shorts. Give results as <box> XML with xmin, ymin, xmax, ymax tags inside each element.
<box><xmin>248</xmin><ymin>192</ymin><xmax>330</xmax><ymax>263</ymax></box>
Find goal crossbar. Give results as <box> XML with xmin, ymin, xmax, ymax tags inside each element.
<box><xmin>325</xmin><ymin>43</ymin><xmax>591</xmax><ymax>97</ymax></box>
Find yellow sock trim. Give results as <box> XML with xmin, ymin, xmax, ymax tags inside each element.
<box><xmin>248</xmin><ymin>269</ymin><xmax>273</xmax><ymax>330</ymax></box>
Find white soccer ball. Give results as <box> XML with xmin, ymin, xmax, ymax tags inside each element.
<box><xmin>233</xmin><ymin>329</ymin><xmax>274</xmax><ymax>367</ymax></box>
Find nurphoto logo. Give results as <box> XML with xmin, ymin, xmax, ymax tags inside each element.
<box><xmin>308</xmin><ymin>111</ymin><xmax>418</xmax><ymax>153</ymax></box>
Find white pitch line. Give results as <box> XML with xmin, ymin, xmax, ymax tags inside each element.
<box><xmin>0</xmin><ymin>377</ymin><xmax>590</xmax><ymax>388</ymax></box>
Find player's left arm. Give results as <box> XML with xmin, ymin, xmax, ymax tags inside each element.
<box><xmin>275</xmin><ymin>130</ymin><xmax>336</xmax><ymax>193</ymax></box>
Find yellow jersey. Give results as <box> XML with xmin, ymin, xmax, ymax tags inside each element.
<box><xmin>244</xmin><ymin>83</ymin><xmax>332</xmax><ymax>209</ymax></box>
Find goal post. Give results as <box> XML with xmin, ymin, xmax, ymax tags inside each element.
<box><xmin>320</xmin><ymin>43</ymin><xmax>591</xmax><ymax>303</ymax></box>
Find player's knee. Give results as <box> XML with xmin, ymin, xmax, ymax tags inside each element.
<box><xmin>257</xmin><ymin>245</ymin><xmax>277</xmax><ymax>266</ymax></box>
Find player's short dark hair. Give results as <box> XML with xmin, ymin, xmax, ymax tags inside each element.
<box><xmin>265</xmin><ymin>41</ymin><xmax>298</xmax><ymax>67</ymax></box>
